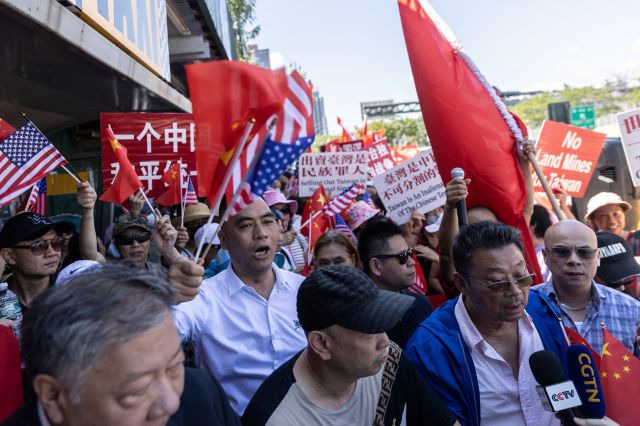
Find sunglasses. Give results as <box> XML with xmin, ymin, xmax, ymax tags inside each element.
<box><xmin>550</xmin><ymin>246</ymin><xmax>598</xmax><ymax>259</ymax></box>
<box><xmin>463</xmin><ymin>273</ymin><xmax>536</xmax><ymax>292</ymax></box>
<box><xmin>12</xmin><ymin>236</ymin><xmax>65</xmax><ymax>255</ymax></box>
<box><xmin>115</xmin><ymin>232</ymin><xmax>151</xmax><ymax>246</ymax></box>
<box><xmin>371</xmin><ymin>247</ymin><xmax>415</xmax><ymax>265</ymax></box>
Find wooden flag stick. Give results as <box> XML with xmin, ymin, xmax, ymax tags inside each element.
<box><xmin>179</xmin><ymin>158</ymin><xmax>185</xmax><ymax>228</ymax></box>
<box><xmin>61</xmin><ymin>164</ymin><xmax>83</xmax><ymax>185</ymax></box>
<box><xmin>194</xmin><ymin>120</ymin><xmax>256</xmax><ymax>260</ymax></box>
<box><xmin>528</xmin><ymin>152</ymin><xmax>566</xmax><ymax>221</ymax></box>
<box><xmin>138</xmin><ymin>188</ymin><xmax>160</xmax><ymax>220</ymax></box>
<box><xmin>299</xmin><ymin>210</ymin><xmax>323</xmax><ymax>230</ymax></box>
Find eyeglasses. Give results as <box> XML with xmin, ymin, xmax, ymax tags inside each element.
<box><xmin>115</xmin><ymin>232</ymin><xmax>151</xmax><ymax>246</ymax></box>
<box><xmin>462</xmin><ymin>273</ymin><xmax>536</xmax><ymax>292</ymax></box>
<box><xmin>371</xmin><ymin>247</ymin><xmax>415</xmax><ymax>265</ymax></box>
<box><xmin>12</xmin><ymin>236</ymin><xmax>65</xmax><ymax>255</ymax></box>
<box><xmin>549</xmin><ymin>246</ymin><xmax>598</xmax><ymax>260</ymax></box>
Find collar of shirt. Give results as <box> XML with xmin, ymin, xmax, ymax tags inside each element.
<box><xmin>37</xmin><ymin>401</ymin><xmax>51</xmax><ymax>426</ymax></box>
<box><xmin>541</xmin><ymin>280</ymin><xmax>604</xmax><ymax>311</ymax></box>
<box><xmin>225</xmin><ymin>263</ymin><xmax>294</xmax><ymax>297</ymax></box>
<box><xmin>454</xmin><ymin>296</ymin><xmax>536</xmax><ymax>353</ymax></box>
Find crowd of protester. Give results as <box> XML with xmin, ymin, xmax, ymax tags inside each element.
<box><xmin>1</xmin><ymin>160</ymin><xmax>639</xmax><ymax>425</ymax></box>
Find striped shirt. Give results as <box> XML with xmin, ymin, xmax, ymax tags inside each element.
<box><xmin>534</xmin><ymin>281</ymin><xmax>640</xmax><ymax>356</ymax></box>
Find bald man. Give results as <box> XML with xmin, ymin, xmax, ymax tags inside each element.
<box><xmin>533</xmin><ymin>220</ymin><xmax>640</xmax><ymax>355</ymax></box>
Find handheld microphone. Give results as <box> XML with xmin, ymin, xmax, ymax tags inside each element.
<box><xmin>529</xmin><ymin>350</ymin><xmax>581</xmax><ymax>425</ymax></box>
<box><xmin>450</xmin><ymin>168</ymin><xmax>468</xmax><ymax>227</ymax></box>
<box><xmin>566</xmin><ymin>344</ymin><xmax>606</xmax><ymax>419</ymax></box>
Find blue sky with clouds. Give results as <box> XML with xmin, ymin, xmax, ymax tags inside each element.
<box><xmin>254</xmin><ymin>0</ymin><xmax>640</xmax><ymax>134</ymax></box>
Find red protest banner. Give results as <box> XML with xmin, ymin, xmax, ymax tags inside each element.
<box><xmin>533</xmin><ymin>121</ymin><xmax>606</xmax><ymax>197</ymax></box>
<box><xmin>100</xmin><ymin>113</ymin><xmax>198</xmax><ymax>200</ymax></box>
<box><xmin>367</xmin><ymin>139</ymin><xmax>396</xmax><ymax>176</ymax></box>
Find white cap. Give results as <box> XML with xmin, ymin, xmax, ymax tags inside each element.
<box><xmin>194</xmin><ymin>223</ymin><xmax>220</xmax><ymax>248</ymax></box>
<box><xmin>424</xmin><ymin>213</ymin><xmax>443</xmax><ymax>234</ymax></box>
<box><xmin>55</xmin><ymin>260</ymin><xmax>101</xmax><ymax>286</ymax></box>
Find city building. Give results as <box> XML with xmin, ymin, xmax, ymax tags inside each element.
<box><xmin>248</xmin><ymin>44</ymin><xmax>271</xmax><ymax>69</ymax></box>
<box><xmin>313</xmin><ymin>90</ymin><xmax>328</xmax><ymax>135</ymax></box>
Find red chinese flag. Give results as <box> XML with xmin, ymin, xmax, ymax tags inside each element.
<box><xmin>301</xmin><ymin>185</ymin><xmax>331</xmax><ymax>251</ymax></box>
<box><xmin>398</xmin><ymin>0</ymin><xmax>540</xmax><ymax>280</ymax></box>
<box><xmin>156</xmin><ymin>163</ymin><xmax>182</xmax><ymax>207</ymax></box>
<box><xmin>600</xmin><ymin>328</ymin><xmax>640</xmax><ymax>425</ymax></box>
<box><xmin>564</xmin><ymin>326</ymin><xmax>601</xmax><ymax>369</ymax></box>
<box><xmin>99</xmin><ymin>126</ymin><xmax>143</xmax><ymax>205</ymax></box>
<box><xmin>185</xmin><ymin>61</ymin><xmax>287</xmax><ymax>203</ymax></box>
<box><xmin>0</xmin><ymin>327</ymin><xmax>22</xmax><ymax>421</ymax></box>
<box><xmin>0</xmin><ymin>117</ymin><xmax>15</xmax><ymax>142</ymax></box>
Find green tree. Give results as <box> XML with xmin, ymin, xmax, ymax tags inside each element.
<box><xmin>228</xmin><ymin>0</ymin><xmax>260</xmax><ymax>61</ymax></box>
<box><xmin>369</xmin><ymin>117</ymin><xmax>429</xmax><ymax>146</ymax></box>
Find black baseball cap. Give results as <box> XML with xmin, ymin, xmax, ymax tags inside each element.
<box><xmin>0</xmin><ymin>212</ymin><xmax>53</xmax><ymax>248</ymax></box>
<box><xmin>596</xmin><ymin>231</ymin><xmax>640</xmax><ymax>285</ymax></box>
<box><xmin>297</xmin><ymin>265</ymin><xmax>414</xmax><ymax>334</ymax></box>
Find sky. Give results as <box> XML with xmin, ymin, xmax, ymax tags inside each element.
<box><xmin>254</xmin><ymin>0</ymin><xmax>640</xmax><ymax>134</ymax></box>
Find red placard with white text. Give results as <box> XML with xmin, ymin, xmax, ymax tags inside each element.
<box><xmin>100</xmin><ymin>113</ymin><xmax>198</xmax><ymax>199</ymax></box>
<box><xmin>533</xmin><ymin>120</ymin><xmax>606</xmax><ymax>197</ymax></box>
<box><xmin>367</xmin><ymin>139</ymin><xmax>396</xmax><ymax>176</ymax></box>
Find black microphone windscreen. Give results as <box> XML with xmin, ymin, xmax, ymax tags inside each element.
<box><xmin>529</xmin><ymin>350</ymin><xmax>566</xmax><ymax>386</ymax></box>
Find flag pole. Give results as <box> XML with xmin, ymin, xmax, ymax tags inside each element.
<box><xmin>137</xmin><ymin>188</ymin><xmax>160</xmax><ymax>220</ymax></box>
<box><xmin>61</xmin><ymin>164</ymin><xmax>83</xmax><ymax>185</ymax></box>
<box><xmin>299</xmin><ymin>210</ymin><xmax>323</xmax><ymax>230</ymax></box>
<box><xmin>179</xmin><ymin>158</ymin><xmax>185</xmax><ymax>228</ymax></box>
<box><xmin>527</xmin><ymin>152</ymin><xmax>566</xmax><ymax>220</ymax></box>
<box><xmin>194</xmin><ymin>120</ymin><xmax>256</xmax><ymax>260</ymax></box>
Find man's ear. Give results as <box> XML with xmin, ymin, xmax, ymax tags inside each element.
<box><xmin>32</xmin><ymin>374</ymin><xmax>69</xmax><ymax>425</ymax></box>
<box><xmin>218</xmin><ymin>226</ymin><xmax>228</xmax><ymax>250</ymax></box>
<box><xmin>369</xmin><ymin>257</ymin><xmax>383</xmax><ymax>278</ymax></box>
<box><xmin>453</xmin><ymin>272</ymin><xmax>467</xmax><ymax>294</ymax></box>
<box><xmin>1</xmin><ymin>248</ymin><xmax>16</xmax><ymax>266</ymax></box>
<box><xmin>307</xmin><ymin>330</ymin><xmax>332</xmax><ymax>361</ymax></box>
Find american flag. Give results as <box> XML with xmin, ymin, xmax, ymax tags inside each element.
<box><xmin>0</xmin><ymin>121</ymin><xmax>67</xmax><ymax>206</ymax></box>
<box><xmin>323</xmin><ymin>183</ymin><xmax>364</xmax><ymax>217</ymax></box>
<box><xmin>334</xmin><ymin>213</ymin><xmax>358</xmax><ymax>245</ymax></box>
<box><xmin>361</xmin><ymin>188</ymin><xmax>377</xmax><ymax>209</ymax></box>
<box><xmin>183</xmin><ymin>177</ymin><xmax>198</xmax><ymax>205</ymax></box>
<box><xmin>20</xmin><ymin>177</ymin><xmax>47</xmax><ymax>215</ymax></box>
<box><xmin>225</xmin><ymin>71</ymin><xmax>315</xmax><ymax>215</ymax></box>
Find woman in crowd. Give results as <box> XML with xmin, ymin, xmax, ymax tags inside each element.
<box><xmin>313</xmin><ymin>230</ymin><xmax>361</xmax><ymax>270</ymax></box>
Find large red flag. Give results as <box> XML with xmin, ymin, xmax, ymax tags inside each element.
<box><xmin>185</xmin><ymin>61</ymin><xmax>287</xmax><ymax>203</ymax></box>
<box><xmin>0</xmin><ymin>117</ymin><xmax>15</xmax><ymax>142</ymax></box>
<box><xmin>156</xmin><ymin>163</ymin><xmax>182</xmax><ymax>207</ymax></box>
<box><xmin>398</xmin><ymin>0</ymin><xmax>540</xmax><ymax>279</ymax></box>
<box><xmin>600</xmin><ymin>328</ymin><xmax>640</xmax><ymax>425</ymax></box>
<box><xmin>99</xmin><ymin>126</ymin><xmax>142</xmax><ymax>205</ymax></box>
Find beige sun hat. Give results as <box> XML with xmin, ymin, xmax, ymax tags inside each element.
<box><xmin>584</xmin><ymin>192</ymin><xmax>631</xmax><ymax>221</ymax></box>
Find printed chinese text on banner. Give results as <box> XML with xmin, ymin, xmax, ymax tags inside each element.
<box><xmin>298</xmin><ymin>151</ymin><xmax>369</xmax><ymax>197</ymax></box>
<box><xmin>0</xmin><ymin>122</ymin><xmax>67</xmax><ymax>206</ymax></box>
<box><xmin>100</xmin><ymin>113</ymin><xmax>197</xmax><ymax>199</ymax></box>
<box><xmin>185</xmin><ymin>60</ymin><xmax>288</xmax><ymax>203</ymax></box>
<box><xmin>398</xmin><ymin>0</ymin><xmax>541</xmax><ymax>280</ymax></box>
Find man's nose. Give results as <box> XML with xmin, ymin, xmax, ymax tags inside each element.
<box><xmin>147</xmin><ymin>377</ymin><xmax>182</xmax><ymax>421</ymax></box>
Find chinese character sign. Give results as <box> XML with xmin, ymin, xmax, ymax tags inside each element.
<box><xmin>616</xmin><ymin>107</ymin><xmax>640</xmax><ymax>187</ymax></box>
<box><xmin>299</xmin><ymin>152</ymin><xmax>369</xmax><ymax>197</ymax></box>
<box><xmin>367</xmin><ymin>139</ymin><xmax>396</xmax><ymax>177</ymax></box>
<box><xmin>532</xmin><ymin>120</ymin><xmax>606</xmax><ymax>197</ymax></box>
<box><xmin>100</xmin><ymin>113</ymin><xmax>198</xmax><ymax>199</ymax></box>
<box><xmin>373</xmin><ymin>149</ymin><xmax>446</xmax><ymax>224</ymax></box>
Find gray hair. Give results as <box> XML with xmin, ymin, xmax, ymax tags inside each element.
<box><xmin>453</xmin><ymin>221</ymin><xmax>524</xmax><ymax>275</ymax></box>
<box><xmin>21</xmin><ymin>263</ymin><xmax>176</xmax><ymax>402</ymax></box>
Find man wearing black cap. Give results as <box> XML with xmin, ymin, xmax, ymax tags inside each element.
<box><xmin>0</xmin><ymin>213</ymin><xmax>63</xmax><ymax>315</ymax></box>
<box><xmin>242</xmin><ymin>265</ymin><xmax>458</xmax><ymax>426</ymax></box>
<box><xmin>595</xmin><ymin>231</ymin><xmax>640</xmax><ymax>299</ymax></box>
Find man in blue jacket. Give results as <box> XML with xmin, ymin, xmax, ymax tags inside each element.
<box><xmin>406</xmin><ymin>222</ymin><xmax>567</xmax><ymax>426</ymax></box>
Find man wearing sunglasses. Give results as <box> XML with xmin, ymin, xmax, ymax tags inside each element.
<box><xmin>406</xmin><ymin>221</ymin><xmax>568</xmax><ymax>425</ymax></box>
<box><xmin>358</xmin><ymin>216</ymin><xmax>433</xmax><ymax>349</ymax></box>
<box><xmin>0</xmin><ymin>213</ymin><xmax>63</xmax><ymax>317</ymax></box>
<box><xmin>535</xmin><ymin>220</ymin><xmax>640</xmax><ymax>356</ymax></box>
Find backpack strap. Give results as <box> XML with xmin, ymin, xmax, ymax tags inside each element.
<box><xmin>373</xmin><ymin>341</ymin><xmax>402</xmax><ymax>426</ymax></box>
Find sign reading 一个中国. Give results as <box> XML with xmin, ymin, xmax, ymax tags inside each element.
<box><xmin>100</xmin><ymin>113</ymin><xmax>198</xmax><ymax>199</ymax></box>
<box><xmin>66</xmin><ymin>0</ymin><xmax>170</xmax><ymax>80</ymax></box>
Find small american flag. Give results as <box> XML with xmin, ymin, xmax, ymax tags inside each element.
<box><xmin>334</xmin><ymin>213</ymin><xmax>357</xmax><ymax>245</ymax></box>
<box><xmin>323</xmin><ymin>184</ymin><xmax>364</xmax><ymax>217</ymax></box>
<box><xmin>0</xmin><ymin>121</ymin><xmax>67</xmax><ymax>206</ymax></box>
<box><xmin>24</xmin><ymin>178</ymin><xmax>47</xmax><ymax>215</ymax></box>
<box><xmin>183</xmin><ymin>177</ymin><xmax>198</xmax><ymax>205</ymax></box>
<box><xmin>362</xmin><ymin>189</ymin><xmax>376</xmax><ymax>209</ymax></box>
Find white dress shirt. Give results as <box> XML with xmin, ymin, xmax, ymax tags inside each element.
<box><xmin>173</xmin><ymin>264</ymin><xmax>307</xmax><ymax>415</ymax></box>
<box><xmin>454</xmin><ymin>297</ymin><xmax>559</xmax><ymax>426</ymax></box>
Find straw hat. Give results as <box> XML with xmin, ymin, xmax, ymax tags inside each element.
<box><xmin>172</xmin><ymin>202</ymin><xmax>211</xmax><ymax>226</ymax></box>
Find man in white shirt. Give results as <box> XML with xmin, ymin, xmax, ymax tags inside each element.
<box><xmin>172</xmin><ymin>199</ymin><xmax>307</xmax><ymax>415</ymax></box>
<box><xmin>406</xmin><ymin>221</ymin><xmax>569</xmax><ymax>425</ymax></box>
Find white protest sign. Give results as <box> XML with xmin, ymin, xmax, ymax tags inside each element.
<box><xmin>373</xmin><ymin>149</ymin><xmax>446</xmax><ymax>223</ymax></box>
<box><xmin>299</xmin><ymin>151</ymin><xmax>369</xmax><ymax>196</ymax></box>
<box><xmin>616</xmin><ymin>108</ymin><xmax>640</xmax><ymax>187</ymax></box>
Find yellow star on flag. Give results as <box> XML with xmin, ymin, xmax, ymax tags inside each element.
<box><xmin>109</xmin><ymin>138</ymin><xmax>122</xmax><ymax>151</ymax></box>
<box><xmin>614</xmin><ymin>372</ymin><xmax>621</xmax><ymax>379</ymax></box>
<box><xmin>623</xmin><ymin>355</ymin><xmax>630</xmax><ymax>362</ymax></box>
<box><xmin>624</xmin><ymin>366</ymin><xmax>631</xmax><ymax>373</ymax></box>
<box><xmin>601</xmin><ymin>371</ymin><xmax>608</xmax><ymax>378</ymax></box>
<box><xmin>220</xmin><ymin>147</ymin><xmax>235</xmax><ymax>165</ymax></box>
<box><xmin>602</xmin><ymin>342</ymin><xmax>612</xmax><ymax>357</ymax></box>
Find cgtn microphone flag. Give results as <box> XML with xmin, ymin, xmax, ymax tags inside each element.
<box><xmin>185</xmin><ymin>60</ymin><xmax>288</xmax><ymax>202</ymax></box>
<box><xmin>0</xmin><ymin>121</ymin><xmax>67</xmax><ymax>207</ymax></box>
<box><xmin>397</xmin><ymin>0</ymin><xmax>541</xmax><ymax>279</ymax></box>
